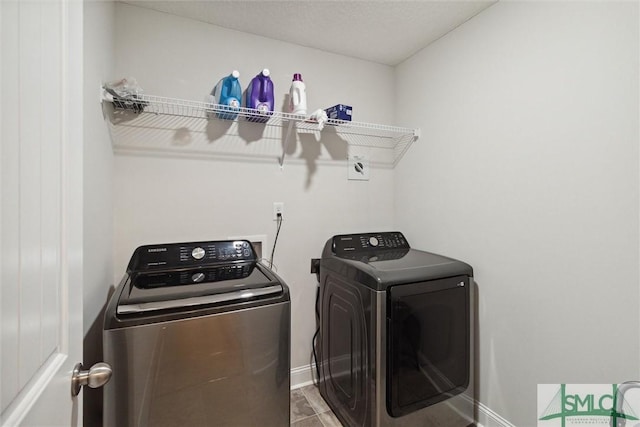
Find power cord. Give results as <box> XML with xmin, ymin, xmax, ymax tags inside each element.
<box><xmin>269</xmin><ymin>212</ymin><xmax>283</xmax><ymax>269</ymax></box>
<box><xmin>312</xmin><ymin>285</ymin><xmax>320</xmax><ymax>384</ymax></box>
<box><xmin>258</xmin><ymin>258</ymin><xmax>278</xmax><ymax>271</ymax></box>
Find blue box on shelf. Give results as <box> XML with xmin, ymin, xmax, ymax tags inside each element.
<box><xmin>325</xmin><ymin>104</ymin><xmax>352</xmax><ymax>121</ymax></box>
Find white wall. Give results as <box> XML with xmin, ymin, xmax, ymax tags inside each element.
<box><xmin>83</xmin><ymin>1</ymin><xmax>115</xmax><ymax>425</ymax></box>
<box><xmin>395</xmin><ymin>2</ymin><xmax>639</xmax><ymax>426</ymax></box>
<box><xmin>83</xmin><ymin>0</ymin><xmax>115</xmax><ymax>337</ymax></box>
<box><xmin>111</xmin><ymin>3</ymin><xmax>396</xmax><ymax>372</ymax></box>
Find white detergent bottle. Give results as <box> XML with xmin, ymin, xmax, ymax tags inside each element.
<box><xmin>288</xmin><ymin>73</ymin><xmax>307</xmax><ymax>115</ymax></box>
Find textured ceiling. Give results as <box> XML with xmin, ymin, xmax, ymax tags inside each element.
<box><xmin>120</xmin><ymin>1</ymin><xmax>496</xmax><ymax>66</ymax></box>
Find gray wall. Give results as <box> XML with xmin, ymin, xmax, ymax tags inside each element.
<box><xmin>111</xmin><ymin>3</ymin><xmax>397</xmax><ymax>373</ymax></box>
<box><xmin>394</xmin><ymin>2</ymin><xmax>639</xmax><ymax>425</ymax></box>
<box><xmin>83</xmin><ymin>1</ymin><xmax>115</xmax><ymax>425</ymax></box>
<box><xmin>82</xmin><ymin>2</ymin><xmax>639</xmax><ymax>424</ymax></box>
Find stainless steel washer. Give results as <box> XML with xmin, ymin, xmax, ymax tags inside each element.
<box><xmin>103</xmin><ymin>240</ymin><xmax>290</xmax><ymax>427</ymax></box>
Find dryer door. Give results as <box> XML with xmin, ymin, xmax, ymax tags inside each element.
<box><xmin>387</xmin><ymin>275</ymin><xmax>470</xmax><ymax>418</ymax></box>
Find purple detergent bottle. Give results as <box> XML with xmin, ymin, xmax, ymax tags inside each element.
<box><xmin>245</xmin><ymin>69</ymin><xmax>274</xmax><ymax>123</ymax></box>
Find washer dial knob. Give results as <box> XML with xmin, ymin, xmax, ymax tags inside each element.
<box><xmin>369</xmin><ymin>237</ymin><xmax>379</xmax><ymax>247</ymax></box>
<box><xmin>191</xmin><ymin>272</ymin><xmax>205</xmax><ymax>283</ymax></box>
<box><xmin>191</xmin><ymin>247</ymin><xmax>205</xmax><ymax>260</ymax></box>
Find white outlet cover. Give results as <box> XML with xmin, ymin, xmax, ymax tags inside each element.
<box><xmin>273</xmin><ymin>202</ymin><xmax>284</xmax><ymax>221</ymax></box>
<box><xmin>348</xmin><ymin>155</ymin><xmax>370</xmax><ymax>181</ymax></box>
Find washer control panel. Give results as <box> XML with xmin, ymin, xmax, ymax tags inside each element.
<box><xmin>133</xmin><ymin>263</ymin><xmax>255</xmax><ymax>288</ymax></box>
<box><xmin>332</xmin><ymin>232</ymin><xmax>409</xmax><ymax>256</ymax></box>
<box><xmin>129</xmin><ymin>240</ymin><xmax>256</xmax><ymax>272</ymax></box>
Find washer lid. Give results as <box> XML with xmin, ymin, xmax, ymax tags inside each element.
<box><xmin>117</xmin><ymin>262</ymin><xmax>282</xmax><ymax>314</ymax></box>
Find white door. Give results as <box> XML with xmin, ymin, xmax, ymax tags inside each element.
<box><xmin>1</xmin><ymin>0</ymin><xmax>86</xmax><ymax>425</ymax></box>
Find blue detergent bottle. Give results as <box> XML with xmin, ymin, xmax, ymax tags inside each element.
<box><xmin>212</xmin><ymin>70</ymin><xmax>242</xmax><ymax>120</ymax></box>
<box><xmin>245</xmin><ymin>69</ymin><xmax>274</xmax><ymax>123</ymax></box>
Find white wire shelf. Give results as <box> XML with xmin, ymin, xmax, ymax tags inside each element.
<box><xmin>102</xmin><ymin>91</ymin><xmax>419</xmax><ymax>167</ymax></box>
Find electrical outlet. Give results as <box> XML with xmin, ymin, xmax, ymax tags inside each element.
<box><xmin>348</xmin><ymin>154</ymin><xmax>370</xmax><ymax>180</ymax></box>
<box><xmin>273</xmin><ymin>202</ymin><xmax>284</xmax><ymax>220</ymax></box>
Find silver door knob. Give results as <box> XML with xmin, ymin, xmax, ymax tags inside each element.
<box><xmin>71</xmin><ymin>362</ymin><xmax>112</xmax><ymax>396</ymax></box>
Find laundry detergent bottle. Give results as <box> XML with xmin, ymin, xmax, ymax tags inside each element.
<box><xmin>288</xmin><ymin>73</ymin><xmax>307</xmax><ymax>116</ymax></box>
<box><xmin>245</xmin><ymin>69</ymin><xmax>275</xmax><ymax>123</ymax></box>
<box><xmin>212</xmin><ymin>70</ymin><xmax>242</xmax><ymax>120</ymax></box>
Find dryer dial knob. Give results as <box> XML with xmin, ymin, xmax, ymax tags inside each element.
<box><xmin>369</xmin><ymin>237</ymin><xmax>379</xmax><ymax>247</ymax></box>
<box><xmin>191</xmin><ymin>247</ymin><xmax>205</xmax><ymax>260</ymax></box>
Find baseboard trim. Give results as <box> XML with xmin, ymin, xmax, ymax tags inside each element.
<box><xmin>291</xmin><ymin>363</ymin><xmax>316</xmax><ymax>390</ymax></box>
<box><xmin>476</xmin><ymin>401</ymin><xmax>516</xmax><ymax>427</ymax></box>
<box><xmin>290</xmin><ymin>364</ymin><xmax>515</xmax><ymax>427</ymax></box>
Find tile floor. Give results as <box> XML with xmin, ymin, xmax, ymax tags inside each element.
<box><xmin>291</xmin><ymin>385</ymin><xmax>342</xmax><ymax>427</ymax></box>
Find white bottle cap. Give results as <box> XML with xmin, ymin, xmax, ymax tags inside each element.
<box><xmin>231</xmin><ymin>70</ymin><xmax>240</xmax><ymax>78</ymax></box>
<box><xmin>262</xmin><ymin>69</ymin><xmax>270</xmax><ymax>77</ymax></box>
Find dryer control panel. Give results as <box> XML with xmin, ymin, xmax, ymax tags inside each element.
<box><xmin>128</xmin><ymin>240</ymin><xmax>256</xmax><ymax>272</ymax></box>
<box><xmin>332</xmin><ymin>232</ymin><xmax>409</xmax><ymax>256</ymax></box>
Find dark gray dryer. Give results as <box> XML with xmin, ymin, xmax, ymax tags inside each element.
<box><xmin>315</xmin><ymin>232</ymin><xmax>476</xmax><ymax>427</ymax></box>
